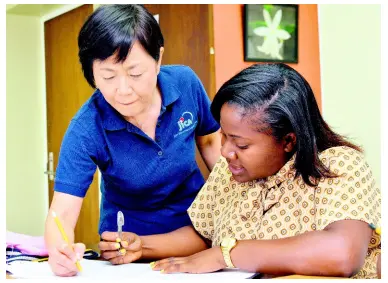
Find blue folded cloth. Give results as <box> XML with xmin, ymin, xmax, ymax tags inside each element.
<box><xmin>6</xmin><ymin>247</ymin><xmax>100</xmax><ymax>264</ymax></box>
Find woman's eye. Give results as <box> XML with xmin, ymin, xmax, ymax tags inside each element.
<box><xmin>237</xmin><ymin>145</ymin><xmax>249</xmax><ymax>150</ymax></box>
<box><xmin>131</xmin><ymin>74</ymin><xmax>142</xmax><ymax>78</ymax></box>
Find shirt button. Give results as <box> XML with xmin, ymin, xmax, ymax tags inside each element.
<box><xmin>158</xmin><ymin>151</ymin><xmax>163</xmax><ymax>156</ymax></box>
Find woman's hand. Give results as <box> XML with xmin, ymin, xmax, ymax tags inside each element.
<box><xmin>151</xmin><ymin>246</ymin><xmax>226</xmax><ymax>274</ymax></box>
<box><xmin>99</xmin><ymin>231</ymin><xmax>142</xmax><ymax>265</ymax></box>
<box><xmin>48</xmin><ymin>243</ymin><xmax>85</xmax><ymax>277</ymax></box>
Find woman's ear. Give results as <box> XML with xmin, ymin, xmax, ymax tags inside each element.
<box><xmin>156</xmin><ymin>47</ymin><xmax>164</xmax><ymax>74</ymax></box>
<box><xmin>283</xmin><ymin>133</ymin><xmax>296</xmax><ymax>153</ymax></box>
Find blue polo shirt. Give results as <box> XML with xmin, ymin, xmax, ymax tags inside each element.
<box><xmin>54</xmin><ymin>65</ymin><xmax>219</xmax><ymax>236</ymax></box>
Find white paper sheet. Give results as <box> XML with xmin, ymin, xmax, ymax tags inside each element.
<box><xmin>6</xmin><ymin>259</ymin><xmax>256</xmax><ymax>280</ymax></box>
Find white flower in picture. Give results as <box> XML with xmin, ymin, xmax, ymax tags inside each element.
<box><xmin>253</xmin><ymin>9</ymin><xmax>291</xmax><ymax>60</ymax></box>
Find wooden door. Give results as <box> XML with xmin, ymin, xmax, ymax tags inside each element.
<box><xmin>143</xmin><ymin>4</ymin><xmax>216</xmax><ymax>178</ymax></box>
<box><xmin>45</xmin><ymin>4</ymin><xmax>100</xmax><ymax>246</ymax></box>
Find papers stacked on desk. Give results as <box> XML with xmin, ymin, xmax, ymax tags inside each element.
<box><xmin>6</xmin><ymin>259</ymin><xmax>256</xmax><ymax>279</ymax></box>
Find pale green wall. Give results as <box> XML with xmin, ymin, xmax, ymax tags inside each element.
<box><xmin>6</xmin><ymin>14</ymin><xmax>48</xmax><ymax>235</ymax></box>
<box><xmin>6</xmin><ymin>5</ymin><xmax>100</xmax><ymax>237</ymax></box>
<box><xmin>319</xmin><ymin>4</ymin><xmax>381</xmax><ymax>187</ymax></box>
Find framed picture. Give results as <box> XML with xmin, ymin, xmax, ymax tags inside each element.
<box><xmin>244</xmin><ymin>4</ymin><xmax>298</xmax><ymax>63</ymax></box>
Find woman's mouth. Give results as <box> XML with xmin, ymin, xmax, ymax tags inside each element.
<box><xmin>228</xmin><ymin>163</ymin><xmax>245</xmax><ymax>175</ymax></box>
<box><xmin>120</xmin><ymin>101</ymin><xmax>136</xmax><ymax>106</ymax></box>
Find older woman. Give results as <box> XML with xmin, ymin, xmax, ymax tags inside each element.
<box><xmin>45</xmin><ymin>4</ymin><xmax>220</xmax><ymax>276</ymax></box>
<box><xmin>148</xmin><ymin>63</ymin><xmax>380</xmax><ymax>278</ymax></box>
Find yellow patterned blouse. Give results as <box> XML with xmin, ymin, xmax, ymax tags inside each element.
<box><xmin>188</xmin><ymin>146</ymin><xmax>381</xmax><ymax>278</ymax></box>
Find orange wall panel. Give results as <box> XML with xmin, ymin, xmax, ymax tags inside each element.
<box><xmin>213</xmin><ymin>4</ymin><xmax>321</xmax><ymax>109</ymax></box>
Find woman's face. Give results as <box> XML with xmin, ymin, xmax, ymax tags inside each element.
<box><xmin>93</xmin><ymin>41</ymin><xmax>164</xmax><ymax>120</ymax></box>
<box><xmin>220</xmin><ymin>103</ymin><xmax>294</xmax><ymax>183</ymax></box>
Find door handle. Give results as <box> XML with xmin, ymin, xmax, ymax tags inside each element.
<box><xmin>45</xmin><ymin>152</ymin><xmax>55</xmax><ymax>181</ymax></box>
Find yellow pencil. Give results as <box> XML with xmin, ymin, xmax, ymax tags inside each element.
<box><xmin>52</xmin><ymin>211</ymin><xmax>82</xmax><ymax>272</ymax></box>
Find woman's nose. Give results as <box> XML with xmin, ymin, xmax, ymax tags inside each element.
<box><xmin>221</xmin><ymin>142</ymin><xmax>237</xmax><ymax>161</ymax></box>
<box><xmin>117</xmin><ymin>76</ymin><xmax>132</xmax><ymax>96</ymax></box>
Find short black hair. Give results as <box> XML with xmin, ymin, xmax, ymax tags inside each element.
<box><xmin>211</xmin><ymin>63</ymin><xmax>361</xmax><ymax>187</ymax></box>
<box><xmin>78</xmin><ymin>4</ymin><xmax>164</xmax><ymax>88</ymax></box>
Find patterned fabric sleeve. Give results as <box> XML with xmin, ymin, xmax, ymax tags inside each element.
<box><xmin>188</xmin><ymin>157</ymin><xmax>225</xmax><ymax>241</ymax></box>
<box><xmin>315</xmin><ymin>147</ymin><xmax>381</xmax><ymax>230</ymax></box>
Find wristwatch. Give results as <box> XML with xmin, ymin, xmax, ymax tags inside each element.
<box><xmin>220</xmin><ymin>237</ymin><xmax>238</xmax><ymax>268</ymax></box>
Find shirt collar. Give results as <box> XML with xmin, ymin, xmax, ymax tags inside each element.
<box><xmin>95</xmin><ymin>90</ymin><xmax>127</xmax><ymax>131</ymax></box>
<box><xmin>157</xmin><ymin>66</ymin><xmax>181</xmax><ymax>108</ymax></box>
<box><xmin>260</xmin><ymin>154</ymin><xmax>297</xmax><ymax>188</ymax></box>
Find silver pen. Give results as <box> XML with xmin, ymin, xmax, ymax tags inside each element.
<box><xmin>117</xmin><ymin>211</ymin><xmax>124</xmax><ymax>241</ymax></box>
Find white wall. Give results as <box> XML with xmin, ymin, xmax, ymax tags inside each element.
<box><xmin>319</xmin><ymin>4</ymin><xmax>381</xmax><ymax>186</ymax></box>
<box><xmin>6</xmin><ymin>14</ymin><xmax>47</xmax><ymax>235</ymax></box>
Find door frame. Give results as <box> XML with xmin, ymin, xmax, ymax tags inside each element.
<box><xmin>40</xmin><ymin>4</ymin><xmax>94</xmax><ymax>214</ymax></box>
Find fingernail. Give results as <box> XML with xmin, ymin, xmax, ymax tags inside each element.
<box><xmin>119</xmin><ymin>248</ymin><xmax>126</xmax><ymax>255</ymax></box>
<box><xmin>76</xmin><ymin>253</ymin><xmax>81</xmax><ymax>260</ymax></box>
<box><xmin>116</xmin><ymin>238</ymin><xmax>121</xmax><ymax>242</ymax></box>
<box><xmin>150</xmin><ymin>261</ymin><xmax>155</xmax><ymax>268</ymax></box>
<box><xmin>115</xmin><ymin>243</ymin><xmax>120</xmax><ymax>249</ymax></box>
<box><xmin>160</xmin><ymin>269</ymin><xmax>165</xmax><ymax>273</ymax></box>
<box><xmin>121</xmin><ymin>241</ymin><xmax>128</xmax><ymax>247</ymax></box>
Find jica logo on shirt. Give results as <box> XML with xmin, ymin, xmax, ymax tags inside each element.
<box><xmin>178</xmin><ymin>112</ymin><xmax>194</xmax><ymax>132</ymax></box>
<box><xmin>174</xmin><ymin>111</ymin><xmax>197</xmax><ymax>138</ymax></box>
